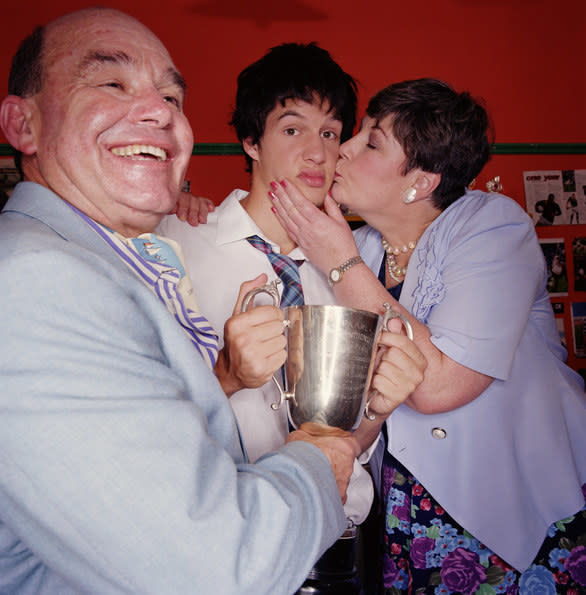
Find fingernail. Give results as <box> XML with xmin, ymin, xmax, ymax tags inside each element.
<box><xmin>271</xmin><ymin>206</ymin><xmax>277</xmax><ymax>214</ymax></box>
<box><xmin>270</xmin><ymin>181</ymin><xmax>278</xmax><ymax>191</ymax></box>
<box><xmin>269</xmin><ymin>191</ymin><xmax>276</xmax><ymax>200</ymax></box>
<box><xmin>280</xmin><ymin>180</ymin><xmax>287</xmax><ymax>188</ymax></box>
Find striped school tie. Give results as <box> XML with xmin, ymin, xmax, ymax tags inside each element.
<box><xmin>247</xmin><ymin>235</ymin><xmax>304</xmax><ymax>306</ymax></box>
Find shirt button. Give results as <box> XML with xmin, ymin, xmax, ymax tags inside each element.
<box><xmin>431</xmin><ymin>427</ymin><xmax>447</xmax><ymax>440</ymax></box>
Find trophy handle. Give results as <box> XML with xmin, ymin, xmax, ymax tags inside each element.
<box><xmin>241</xmin><ymin>279</ymin><xmax>281</xmax><ymax>312</ymax></box>
<box><xmin>240</xmin><ymin>279</ymin><xmax>294</xmax><ymax>410</ymax></box>
<box><xmin>270</xmin><ymin>376</ymin><xmax>291</xmax><ymax>410</ymax></box>
<box><xmin>380</xmin><ymin>302</ymin><xmax>414</xmax><ymax>340</ymax></box>
<box><xmin>364</xmin><ymin>303</ymin><xmax>414</xmax><ymax>421</ymax></box>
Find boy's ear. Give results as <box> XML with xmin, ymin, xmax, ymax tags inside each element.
<box><xmin>242</xmin><ymin>137</ymin><xmax>259</xmax><ymax>162</ymax></box>
<box><xmin>0</xmin><ymin>95</ymin><xmax>38</xmax><ymax>155</ymax></box>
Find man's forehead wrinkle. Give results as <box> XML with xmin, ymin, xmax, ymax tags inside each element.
<box><xmin>77</xmin><ymin>50</ymin><xmax>134</xmax><ymax>77</ymax></box>
<box><xmin>73</xmin><ymin>51</ymin><xmax>185</xmax><ymax>94</ymax></box>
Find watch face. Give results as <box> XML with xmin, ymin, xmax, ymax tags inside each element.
<box><xmin>330</xmin><ymin>269</ymin><xmax>341</xmax><ymax>283</ymax></box>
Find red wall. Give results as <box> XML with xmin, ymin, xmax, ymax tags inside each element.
<box><xmin>3</xmin><ymin>0</ymin><xmax>586</xmax><ymax>368</ymax></box>
<box><xmin>2</xmin><ymin>0</ymin><xmax>585</xmax><ymax>200</ymax></box>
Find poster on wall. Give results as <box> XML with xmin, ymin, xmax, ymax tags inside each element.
<box><xmin>539</xmin><ymin>238</ymin><xmax>568</xmax><ymax>295</ymax></box>
<box><xmin>555</xmin><ymin>316</ymin><xmax>567</xmax><ymax>348</ymax></box>
<box><xmin>0</xmin><ymin>157</ymin><xmax>19</xmax><ymax>210</ymax></box>
<box><xmin>571</xmin><ymin>302</ymin><xmax>586</xmax><ymax>357</ymax></box>
<box><xmin>523</xmin><ymin>169</ymin><xmax>586</xmax><ymax>226</ymax></box>
<box><xmin>572</xmin><ymin>237</ymin><xmax>586</xmax><ymax>292</ymax></box>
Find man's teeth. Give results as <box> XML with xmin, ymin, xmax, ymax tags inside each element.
<box><xmin>111</xmin><ymin>145</ymin><xmax>167</xmax><ymax>161</ymax></box>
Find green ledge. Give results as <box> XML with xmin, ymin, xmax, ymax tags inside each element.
<box><xmin>491</xmin><ymin>143</ymin><xmax>586</xmax><ymax>155</ymax></box>
<box><xmin>191</xmin><ymin>143</ymin><xmax>242</xmax><ymax>155</ymax></box>
<box><xmin>1</xmin><ymin>142</ymin><xmax>586</xmax><ymax>157</ymax></box>
<box><xmin>192</xmin><ymin>142</ymin><xmax>586</xmax><ymax>156</ymax></box>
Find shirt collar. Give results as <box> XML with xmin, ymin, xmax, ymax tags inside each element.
<box><xmin>216</xmin><ymin>189</ymin><xmax>307</xmax><ymax>261</ymax></box>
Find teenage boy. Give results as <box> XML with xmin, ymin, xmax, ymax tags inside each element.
<box><xmin>158</xmin><ymin>43</ymin><xmax>426</xmax><ymax>589</ymax></box>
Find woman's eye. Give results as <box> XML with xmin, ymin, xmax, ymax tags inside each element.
<box><xmin>103</xmin><ymin>81</ymin><xmax>123</xmax><ymax>90</ymax></box>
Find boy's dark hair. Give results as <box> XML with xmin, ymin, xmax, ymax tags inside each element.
<box><xmin>367</xmin><ymin>78</ymin><xmax>493</xmax><ymax>211</ymax></box>
<box><xmin>230</xmin><ymin>43</ymin><xmax>357</xmax><ymax>172</ymax></box>
<box><xmin>7</xmin><ymin>25</ymin><xmax>46</xmax><ymax>178</ymax></box>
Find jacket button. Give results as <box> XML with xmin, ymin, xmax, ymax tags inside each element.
<box><xmin>431</xmin><ymin>427</ymin><xmax>447</xmax><ymax>440</ymax></box>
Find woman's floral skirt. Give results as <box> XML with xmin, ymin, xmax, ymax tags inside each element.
<box><xmin>382</xmin><ymin>450</ymin><xmax>586</xmax><ymax>594</ymax></box>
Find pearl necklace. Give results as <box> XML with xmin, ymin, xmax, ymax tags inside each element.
<box><xmin>381</xmin><ymin>237</ymin><xmax>417</xmax><ymax>283</ymax></box>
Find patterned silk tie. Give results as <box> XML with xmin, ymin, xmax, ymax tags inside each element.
<box><xmin>247</xmin><ymin>235</ymin><xmax>304</xmax><ymax>306</ymax></box>
<box><xmin>125</xmin><ymin>233</ymin><xmax>220</xmax><ymax>369</ymax></box>
<box><xmin>69</xmin><ymin>201</ymin><xmax>220</xmax><ymax>370</ymax></box>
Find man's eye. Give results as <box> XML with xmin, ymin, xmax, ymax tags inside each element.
<box><xmin>284</xmin><ymin>128</ymin><xmax>298</xmax><ymax>136</ymax></box>
<box><xmin>163</xmin><ymin>95</ymin><xmax>181</xmax><ymax>109</ymax></box>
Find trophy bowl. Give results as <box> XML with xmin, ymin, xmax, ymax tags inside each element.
<box><xmin>242</xmin><ymin>281</ymin><xmax>413</xmax><ymax>431</ymax></box>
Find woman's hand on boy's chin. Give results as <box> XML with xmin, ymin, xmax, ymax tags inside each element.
<box><xmin>269</xmin><ymin>179</ymin><xmax>357</xmax><ymax>273</ymax></box>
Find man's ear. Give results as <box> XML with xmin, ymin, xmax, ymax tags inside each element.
<box><xmin>242</xmin><ymin>137</ymin><xmax>259</xmax><ymax>162</ymax></box>
<box><xmin>0</xmin><ymin>95</ymin><xmax>37</xmax><ymax>155</ymax></box>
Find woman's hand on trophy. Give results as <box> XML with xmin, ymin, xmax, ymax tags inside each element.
<box><xmin>368</xmin><ymin>329</ymin><xmax>427</xmax><ymax>417</ymax></box>
<box><xmin>287</xmin><ymin>423</ymin><xmax>361</xmax><ymax>504</ymax></box>
<box><xmin>215</xmin><ymin>275</ymin><xmax>286</xmax><ymax>396</ymax></box>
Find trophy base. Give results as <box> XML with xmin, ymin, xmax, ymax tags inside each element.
<box><xmin>296</xmin><ymin>572</ymin><xmax>361</xmax><ymax>595</ymax></box>
<box><xmin>295</xmin><ymin>525</ymin><xmax>362</xmax><ymax>595</ymax></box>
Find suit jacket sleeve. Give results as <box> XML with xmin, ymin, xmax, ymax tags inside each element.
<box><xmin>0</xmin><ymin>237</ymin><xmax>345</xmax><ymax>594</ymax></box>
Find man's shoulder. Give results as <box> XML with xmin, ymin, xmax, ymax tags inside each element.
<box><xmin>0</xmin><ymin>184</ymin><xmax>88</xmax><ymax>258</ymax></box>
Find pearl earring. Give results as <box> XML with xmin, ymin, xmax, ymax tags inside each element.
<box><xmin>403</xmin><ymin>187</ymin><xmax>417</xmax><ymax>204</ymax></box>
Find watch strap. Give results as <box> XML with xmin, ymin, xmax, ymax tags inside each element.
<box><xmin>329</xmin><ymin>256</ymin><xmax>363</xmax><ymax>285</ymax></box>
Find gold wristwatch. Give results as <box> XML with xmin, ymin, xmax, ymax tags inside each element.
<box><xmin>328</xmin><ymin>256</ymin><xmax>363</xmax><ymax>285</ymax></box>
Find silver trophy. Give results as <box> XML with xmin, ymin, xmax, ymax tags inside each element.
<box><xmin>242</xmin><ymin>280</ymin><xmax>413</xmax><ymax>430</ymax></box>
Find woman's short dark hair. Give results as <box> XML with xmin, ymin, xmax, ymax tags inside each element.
<box><xmin>7</xmin><ymin>25</ymin><xmax>45</xmax><ymax>177</ymax></box>
<box><xmin>230</xmin><ymin>43</ymin><xmax>358</xmax><ymax>173</ymax></box>
<box><xmin>366</xmin><ymin>78</ymin><xmax>493</xmax><ymax>210</ymax></box>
